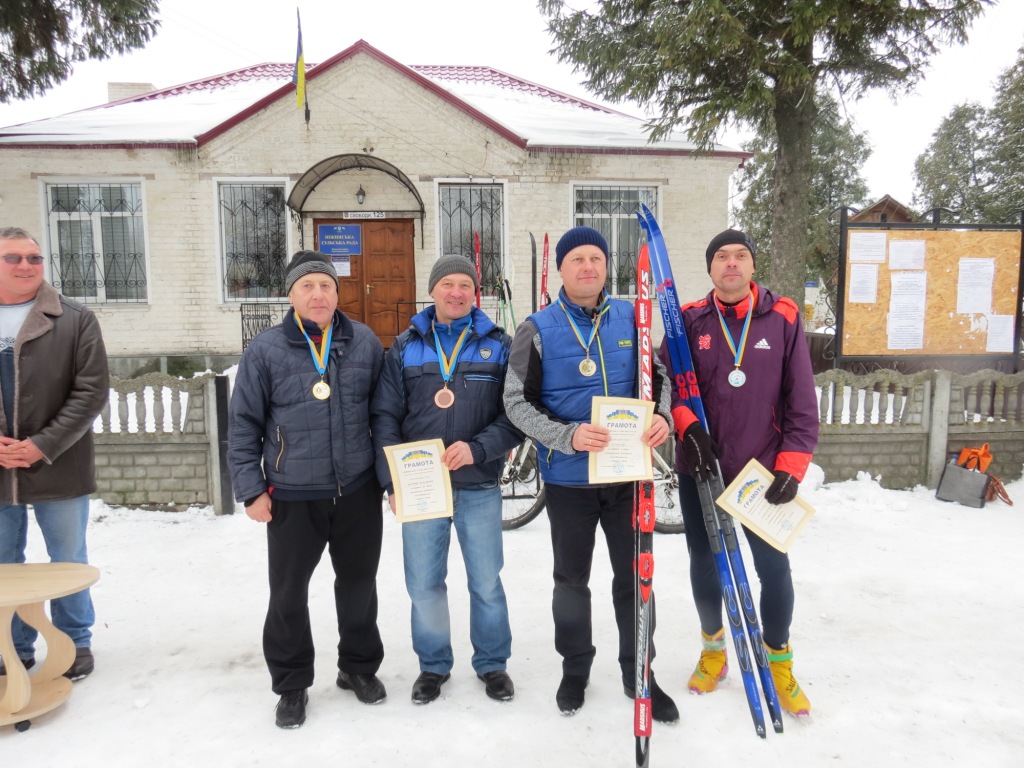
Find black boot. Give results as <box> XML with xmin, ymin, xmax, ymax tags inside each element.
<box><xmin>336</xmin><ymin>670</ymin><xmax>387</xmax><ymax>704</ymax></box>
<box><xmin>623</xmin><ymin>673</ymin><xmax>680</xmax><ymax>724</ymax></box>
<box><xmin>275</xmin><ymin>689</ymin><xmax>308</xmax><ymax>729</ymax></box>
<box><xmin>556</xmin><ymin>674</ymin><xmax>589</xmax><ymax>716</ymax></box>
<box><xmin>411</xmin><ymin>672</ymin><xmax>450</xmax><ymax>704</ymax></box>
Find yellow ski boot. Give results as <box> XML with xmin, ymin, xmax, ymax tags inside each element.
<box><xmin>687</xmin><ymin>629</ymin><xmax>728</xmax><ymax>694</ymax></box>
<box><xmin>766</xmin><ymin>643</ymin><xmax>811</xmax><ymax>717</ymax></box>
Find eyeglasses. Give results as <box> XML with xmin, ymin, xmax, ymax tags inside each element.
<box><xmin>2</xmin><ymin>254</ymin><xmax>44</xmax><ymax>265</ymax></box>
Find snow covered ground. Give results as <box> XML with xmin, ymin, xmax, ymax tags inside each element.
<box><xmin>3</xmin><ymin>468</ymin><xmax>1023</xmax><ymax>767</ymax></box>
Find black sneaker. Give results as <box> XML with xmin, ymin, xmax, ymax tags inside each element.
<box><xmin>336</xmin><ymin>670</ymin><xmax>387</xmax><ymax>704</ymax></box>
<box><xmin>0</xmin><ymin>656</ymin><xmax>36</xmax><ymax>675</ymax></box>
<box><xmin>623</xmin><ymin>674</ymin><xmax>679</xmax><ymax>724</ymax></box>
<box><xmin>477</xmin><ymin>670</ymin><xmax>515</xmax><ymax>702</ymax></box>
<box><xmin>411</xmin><ymin>671</ymin><xmax>450</xmax><ymax>704</ymax></box>
<box><xmin>275</xmin><ymin>689</ymin><xmax>308</xmax><ymax>729</ymax></box>
<box><xmin>64</xmin><ymin>647</ymin><xmax>94</xmax><ymax>681</ymax></box>
<box><xmin>556</xmin><ymin>674</ymin><xmax>589</xmax><ymax>716</ymax></box>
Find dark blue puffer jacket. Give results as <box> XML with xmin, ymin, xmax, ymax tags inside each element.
<box><xmin>228</xmin><ymin>309</ymin><xmax>384</xmax><ymax>501</ymax></box>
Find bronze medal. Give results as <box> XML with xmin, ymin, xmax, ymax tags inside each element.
<box><xmin>434</xmin><ymin>387</ymin><xmax>455</xmax><ymax>409</ymax></box>
<box><xmin>312</xmin><ymin>380</ymin><xmax>331</xmax><ymax>400</ymax></box>
<box><xmin>579</xmin><ymin>358</ymin><xmax>598</xmax><ymax>377</ymax></box>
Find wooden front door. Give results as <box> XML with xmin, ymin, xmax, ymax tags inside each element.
<box><xmin>314</xmin><ymin>218</ymin><xmax>417</xmax><ymax>349</ymax></box>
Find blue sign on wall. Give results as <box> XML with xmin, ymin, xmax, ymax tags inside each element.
<box><xmin>318</xmin><ymin>224</ymin><xmax>362</xmax><ymax>256</ymax></box>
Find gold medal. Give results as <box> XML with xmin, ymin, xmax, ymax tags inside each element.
<box><xmin>579</xmin><ymin>358</ymin><xmax>597</xmax><ymax>377</ymax></box>
<box><xmin>312</xmin><ymin>380</ymin><xmax>331</xmax><ymax>400</ymax></box>
<box><xmin>434</xmin><ymin>387</ymin><xmax>455</xmax><ymax>409</ymax></box>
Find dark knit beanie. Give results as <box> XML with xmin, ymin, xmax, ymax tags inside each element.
<box><xmin>285</xmin><ymin>250</ymin><xmax>338</xmax><ymax>294</ymax></box>
<box><xmin>705</xmin><ymin>229</ymin><xmax>756</xmax><ymax>273</ymax></box>
<box><xmin>429</xmin><ymin>254</ymin><xmax>479</xmax><ymax>293</ymax></box>
<box><xmin>556</xmin><ymin>226</ymin><xmax>609</xmax><ymax>268</ymax></box>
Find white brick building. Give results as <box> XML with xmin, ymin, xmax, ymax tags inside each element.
<box><xmin>0</xmin><ymin>40</ymin><xmax>746</xmax><ymax>372</ymax></box>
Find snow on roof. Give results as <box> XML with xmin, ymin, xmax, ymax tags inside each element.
<box><xmin>0</xmin><ymin>64</ymin><xmax>289</xmax><ymax>146</ymax></box>
<box><xmin>0</xmin><ymin>49</ymin><xmax>735</xmax><ymax>155</ymax></box>
<box><xmin>409</xmin><ymin>65</ymin><xmax>703</xmax><ymax>152</ymax></box>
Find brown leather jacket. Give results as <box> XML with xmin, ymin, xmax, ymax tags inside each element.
<box><xmin>0</xmin><ymin>282</ymin><xmax>109</xmax><ymax>504</ymax></box>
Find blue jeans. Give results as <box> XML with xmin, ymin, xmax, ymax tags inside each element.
<box><xmin>0</xmin><ymin>495</ymin><xmax>95</xmax><ymax>657</ymax></box>
<box><xmin>402</xmin><ymin>484</ymin><xmax>511</xmax><ymax>676</ymax></box>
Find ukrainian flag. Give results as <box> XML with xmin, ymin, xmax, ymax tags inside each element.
<box><xmin>293</xmin><ymin>8</ymin><xmax>305</xmax><ymax>108</ymax></box>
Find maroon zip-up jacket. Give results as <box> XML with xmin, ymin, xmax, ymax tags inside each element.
<box><xmin>661</xmin><ymin>283</ymin><xmax>818</xmax><ymax>485</ymax></box>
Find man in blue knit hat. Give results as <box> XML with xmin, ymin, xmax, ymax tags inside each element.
<box><xmin>504</xmin><ymin>226</ymin><xmax>679</xmax><ymax>721</ymax></box>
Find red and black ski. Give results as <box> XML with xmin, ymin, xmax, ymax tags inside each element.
<box><xmin>540</xmin><ymin>233</ymin><xmax>551</xmax><ymax>309</ymax></box>
<box><xmin>633</xmin><ymin>243</ymin><xmax>656</xmax><ymax>767</ymax></box>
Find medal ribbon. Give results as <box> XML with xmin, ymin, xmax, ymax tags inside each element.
<box><xmin>432</xmin><ymin>321</ymin><xmax>471</xmax><ymax>387</ymax></box>
<box><xmin>294</xmin><ymin>312</ymin><xmax>333</xmax><ymax>377</ymax></box>
<box><xmin>713</xmin><ymin>292</ymin><xmax>756</xmax><ymax>372</ymax></box>
<box><xmin>557</xmin><ymin>298</ymin><xmax>609</xmax><ymax>360</ymax></box>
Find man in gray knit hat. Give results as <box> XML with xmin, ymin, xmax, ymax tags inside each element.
<box><xmin>229</xmin><ymin>249</ymin><xmax>388</xmax><ymax>729</ymax></box>
<box><xmin>371</xmin><ymin>253</ymin><xmax>522</xmax><ymax>705</ymax></box>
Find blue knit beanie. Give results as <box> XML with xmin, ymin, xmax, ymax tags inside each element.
<box><xmin>556</xmin><ymin>226</ymin><xmax>609</xmax><ymax>268</ymax></box>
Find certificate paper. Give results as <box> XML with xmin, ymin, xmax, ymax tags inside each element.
<box><xmin>383</xmin><ymin>439</ymin><xmax>453</xmax><ymax>523</ymax></box>
<box><xmin>715</xmin><ymin>459</ymin><xmax>815</xmax><ymax>552</ymax></box>
<box><xmin>587</xmin><ymin>396</ymin><xmax>654</xmax><ymax>484</ymax></box>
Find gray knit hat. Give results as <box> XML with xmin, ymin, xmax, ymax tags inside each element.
<box><xmin>285</xmin><ymin>250</ymin><xmax>337</xmax><ymax>294</ymax></box>
<box><xmin>556</xmin><ymin>226</ymin><xmax>609</xmax><ymax>268</ymax></box>
<box><xmin>429</xmin><ymin>255</ymin><xmax>479</xmax><ymax>293</ymax></box>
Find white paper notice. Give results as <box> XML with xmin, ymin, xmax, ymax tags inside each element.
<box><xmin>986</xmin><ymin>315</ymin><xmax>1015</xmax><ymax>353</ymax></box>
<box><xmin>849</xmin><ymin>231</ymin><xmax>887</xmax><ymax>263</ymax></box>
<box><xmin>334</xmin><ymin>256</ymin><xmax>352</xmax><ymax>277</ymax></box>
<box><xmin>889</xmin><ymin>240</ymin><xmax>926</xmax><ymax>270</ymax></box>
<box><xmin>848</xmin><ymin>263</ymin><xmax>878</xmax><ymax>303</ymax></box>
<box><xmin>956</xmin><ymin>258</ymin><xmax>994</xmax><ymax>314</ymax></box>
<box><xmin>888</xmin><ymin>271</ymin><xmax>927</xmax><ymax>350</ymax></box>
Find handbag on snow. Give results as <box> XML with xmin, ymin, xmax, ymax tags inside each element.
<box><xmin>935</xmin><ymin>460</ymin><xmax>991</xmax><ymax>508</ymax></box>
<box><xmin>956</xmin><ymin>443</ymin><xmax>993</xmax><ymax>473</ymax></box>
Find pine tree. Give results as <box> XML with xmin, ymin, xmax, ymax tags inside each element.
<box><xmin>735</xmin><ymin>91</ymin><xmax>870</xmax><ymax>308</ymax></box>
<box><xmin>0</xmin><ymin>0</ymin><xmax>160</xmax><ymax>103</ymax></box>
<box><xmin>912</xmin><ymin>104</ymin><xmax>992</xmax><ymax>222</ymax></box>
<box><xmin>538</xmin><ymin>0</ymin><xmax>990</xmax><ymax>307</ymax></box>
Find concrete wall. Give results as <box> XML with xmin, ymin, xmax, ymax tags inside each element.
<box><xmin>93</xmin><ymin>373</ymin><xmax>231</xmax><ymax>512</ymax></box>
<box><xmin>813</xmin><ymin>368</ymin><xmax>1024</xmax><ymax>489</ymax></box>
<box><xmin>87</xmin><ymin>368</ymin><xmax>1021</xmax><ymax>516</ymax></box>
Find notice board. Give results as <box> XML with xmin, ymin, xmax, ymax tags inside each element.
<box><xmin>840</xmin><ymin>228</ymin><xmax>1021</xmax><ymax>357</ymax></box>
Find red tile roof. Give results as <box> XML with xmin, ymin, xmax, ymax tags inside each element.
<box><xmin>408</xmin><ymin>65</ymin><xmax>620</xmax><ymax>115</ymax></box>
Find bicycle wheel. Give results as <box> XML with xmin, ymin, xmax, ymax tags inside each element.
<box><xmin>500</xmin><ymin>440</ymin><xmax>546</xmax><ymax>530</ymax></box>
<box><xmin>652</xmin><ymin>441</ymin><xmax>685</xmax><ymax>534</ymax></box>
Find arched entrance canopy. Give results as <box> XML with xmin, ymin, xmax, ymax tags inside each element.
<box><xmin>287</xmin><ymin>153</ymin><xmax>425</xmax><ymax>245</ymax></box>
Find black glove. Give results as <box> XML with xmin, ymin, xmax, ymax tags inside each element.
<box><xmin>681</xmin><ymin>422</ymin><xmax>718</xmax><ymax>482</ymax></box>
<box><xmin>764</xmin><ymin>471</ymin><xmax>799</xmax><ymax>505</ymax></box>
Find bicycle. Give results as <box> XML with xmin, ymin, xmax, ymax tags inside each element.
<box><xmin>500</xmin><ymin>437</ymin><xmax>684</xmax><ymax>534</ymax></box>
<box><xmin>500</xmin><ymin>437</ymin><xmax>545</xmax><ymax>530</ymax></box>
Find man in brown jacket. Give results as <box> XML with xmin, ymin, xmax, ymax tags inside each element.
<box><xmin>0</xmin><ymin>227</ymin><xmax>109</xmax><ymax>681</ymax></box>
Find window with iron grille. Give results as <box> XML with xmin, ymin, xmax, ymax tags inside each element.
<box><xmin>46</xmin><ymin>182</ymin><xmax>148</xmax><ymax>303</ymax></box>
<box><xmin>219</xmin><ymin>183</ymin><xmax>288</xmax><ymax>301</ymax></box>
<box><xmin>438</xmin><ymin>184</ymin><xmax>504</xmax><ymax>297</ymax></box>
<box><xmin>572</xmin><ymin>185</ymin><xmax>658</xmax><ymax>297</ymax></box>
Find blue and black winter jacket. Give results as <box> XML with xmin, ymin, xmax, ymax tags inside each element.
<box><xmin>370</xmin><ymin>306</ymin><xmax>523</xmax><ymax>493</ymax></box>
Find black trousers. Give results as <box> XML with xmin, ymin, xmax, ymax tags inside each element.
<box><xmin>677</xmin><ymin>472</ymin><xmax>794</xmax><ymax>649</ymax></box>
<box><xmin>263</xmin><ymin>479</ymin><xmax>384</xmax><ymax>694</ymax></box>
<box><xmin>545</xmin><ymin>482</ymin><xmax>656</xmax><ymax>681</ymax></box>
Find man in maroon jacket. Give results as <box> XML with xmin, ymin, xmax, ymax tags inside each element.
<box><xmin>664</xmin><ymin>229</ymin><xmax>818</xmax><ymax>717</ymax></box>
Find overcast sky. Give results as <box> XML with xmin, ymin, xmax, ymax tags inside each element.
<box><xmin>1</xmin><ymin>0</ymin><xmax>1022</xmax><ymax>209</ymax></box>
